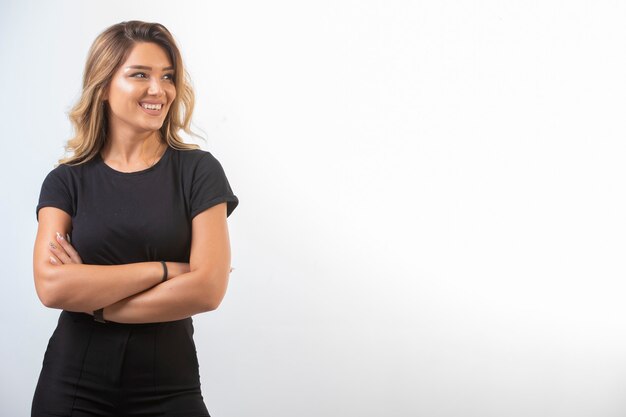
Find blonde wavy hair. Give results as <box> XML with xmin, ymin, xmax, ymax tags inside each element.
<box><xmin>59</xmin><ymin>20</ymin><xmax>200</xmax><ymax>166</ymax></box>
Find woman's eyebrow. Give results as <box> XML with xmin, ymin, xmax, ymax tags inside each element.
<box><xmin>125</xmin><ymin>65</ymin><xmax>175</xmax><ymax>71</ymax></box>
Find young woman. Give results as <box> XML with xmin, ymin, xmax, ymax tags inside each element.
<box><xmin>31</xmin><ymin>21</ymin><xmax>238</xmax><ymax>416</ymax></box>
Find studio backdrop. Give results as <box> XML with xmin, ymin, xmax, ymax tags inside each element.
<box><xmin>1</xmin><ymin>1</ymin><xmax>626</xmax><ymax>416</ymax></box>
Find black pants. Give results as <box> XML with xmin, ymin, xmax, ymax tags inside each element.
<box><xmin>32</xmin><ymin>310</ymin><xmax>211</xmax><ymax>417</ymax></box>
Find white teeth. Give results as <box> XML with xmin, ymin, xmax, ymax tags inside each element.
<box><xmin>141</xmin><ymin>103</ymin><xmax>162</xmax><ymax>110</ymax></box>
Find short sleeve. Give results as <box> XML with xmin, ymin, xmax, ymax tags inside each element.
<box><xmin>36</xmin><ymin>166</ymin><xmax>75</xmax><ymax>221</ymax></box>
<box><xmin>190</xmin><ymin>153</ymin><xmax>239</xmax><ymax>219</ymax></box>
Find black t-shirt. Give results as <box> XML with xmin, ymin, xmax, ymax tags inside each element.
<box><xmin>36</xmin><ymin>147</ymin><xmax>239</xmax><ymax>265</ymax></box>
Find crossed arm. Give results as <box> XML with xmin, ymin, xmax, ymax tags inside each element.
<box><xmin>33</xmin><ymin>203</ymin><xmax>233</xmax><ymax>324</ymax></box>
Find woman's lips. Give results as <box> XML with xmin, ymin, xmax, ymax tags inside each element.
<box><xmin>138</xmin><ymin>102</ymin><xmax>164</xmax><ymax>116</ymax></box>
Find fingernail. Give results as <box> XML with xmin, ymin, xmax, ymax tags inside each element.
<box><xmin>49</xmin><ymin>256</ymin><xmax>57</xmax><ymax>264</ymax></box>
<box><xmin>66</xmin><ymin>234</ymin><xmax>71</xmax><ymax>243</ymax></box>
<box><xmin>56</xmin><ymin>232</ymin><xmax>64</xmax><ymax>241</ymax></box>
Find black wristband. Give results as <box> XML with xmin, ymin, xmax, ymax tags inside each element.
<box><xmin>160</xmin><ymin>261</ymin><xmax>168</xmax><ymax>282</ymax></box>
<box><xmin>94</xmin><ymin>308</ymin><xmax>106</xmax><ymax>323</ymax></box>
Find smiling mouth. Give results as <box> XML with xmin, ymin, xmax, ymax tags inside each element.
<box><xmin>140</xmin><ymin>102</ymin><xmax>163</xmax><ymax>110</ymax></box>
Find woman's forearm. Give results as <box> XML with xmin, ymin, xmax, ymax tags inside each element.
<box><xmin>102</xmin><ymin>269</ymin><xmax>229</xmax><ymax>324</ymax></box>
<box><xmin>43</xmin><ymin>262</ymin><xmax>164</xmax><ymax>312</ymax></box>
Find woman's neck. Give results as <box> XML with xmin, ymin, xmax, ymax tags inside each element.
<box><xmin>100</xmin><ymin>132</ymin><xmax>166</xmax><ymax>171</ymax></box>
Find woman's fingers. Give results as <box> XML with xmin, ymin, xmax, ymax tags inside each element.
<box><xmin>49</xmin><ymin>253</ymin><xmax>61</xmax><ymax>265</ymax></box>
<box><xmin>48</xmin><ymin>240</ymin><xmax>72</xmax><ymax>264</ymax></box>
<box><xmin>49</xmin><ymin>232</ymin><xmax>83</xmax><ymax>264</ymax></box>
<box><xmin>56</xmin><ymin>232</ymin><xmax>83</xmax><ymax>263</ymax></box>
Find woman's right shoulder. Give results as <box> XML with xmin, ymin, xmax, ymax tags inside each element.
<box><xmin>42</xmin><ymin>158</ymin><xmax>93</xmax><ymax>183</ymax></box>
<box><xmin>42</xmin><ymin>162</ymin><xmax>70</xmax><ymax>180</ymax></box>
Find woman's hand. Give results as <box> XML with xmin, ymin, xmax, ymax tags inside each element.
<box><xmin>48</xmin><ymin>235</ymin><xmax>192</xmax><ymax>280</ymax></box>
<box><xmin>48</xmin><ymin>232</ymin><xmax>90</xmax><ymax>315</ymax></box>
<box><xmin>47</xmin><ymin>234</ymin><xmax>230</xmax><ymax>276</ymax></box>
<box><xmin>48</xmin><ymin>232</ymin><xmax>83</xmax><ymax>265</ymax></box>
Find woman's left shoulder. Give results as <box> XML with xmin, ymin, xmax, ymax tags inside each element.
<box><xmin>171</xmin><ymin>147</ymin><xmax>218</xmax><ymax>163</ymax></box>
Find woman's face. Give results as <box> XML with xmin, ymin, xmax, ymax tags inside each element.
<box><xmin>104</xmin><ymin>42</ymin><xmax>176</xmax><ymax>135</ymax></box>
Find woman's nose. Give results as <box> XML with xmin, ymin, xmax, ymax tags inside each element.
<box><xmin>147</xmin><ymin>77</ymin><xmax>165</xmax><ymax>96</ymax></box>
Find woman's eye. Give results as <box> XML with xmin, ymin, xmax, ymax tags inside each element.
<box><xmin>131</xmin><ymin>72</ymin><xmax>147</xmax><ymax>78</ymax></box>
<box><xmin>164</xmin><ymin>73</ymin><xmax>174</xmax><ymax>81</ymax></box>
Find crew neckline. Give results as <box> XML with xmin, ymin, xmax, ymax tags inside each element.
<box><xmin>97</xmin><ymin>146</ymin><xmax>172</xmax><ymax>176</ymax></box>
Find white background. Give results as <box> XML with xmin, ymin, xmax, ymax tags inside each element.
<box><xmin>2</xmin><ymin>1</ymin><xmax>626</xmax><ymax>416</ymax></box>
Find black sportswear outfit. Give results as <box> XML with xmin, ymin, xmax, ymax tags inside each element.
<box><xmin>31</xmin><ymin>146</ymin><xmax>239</xmax><ymax>417</ymax></box>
